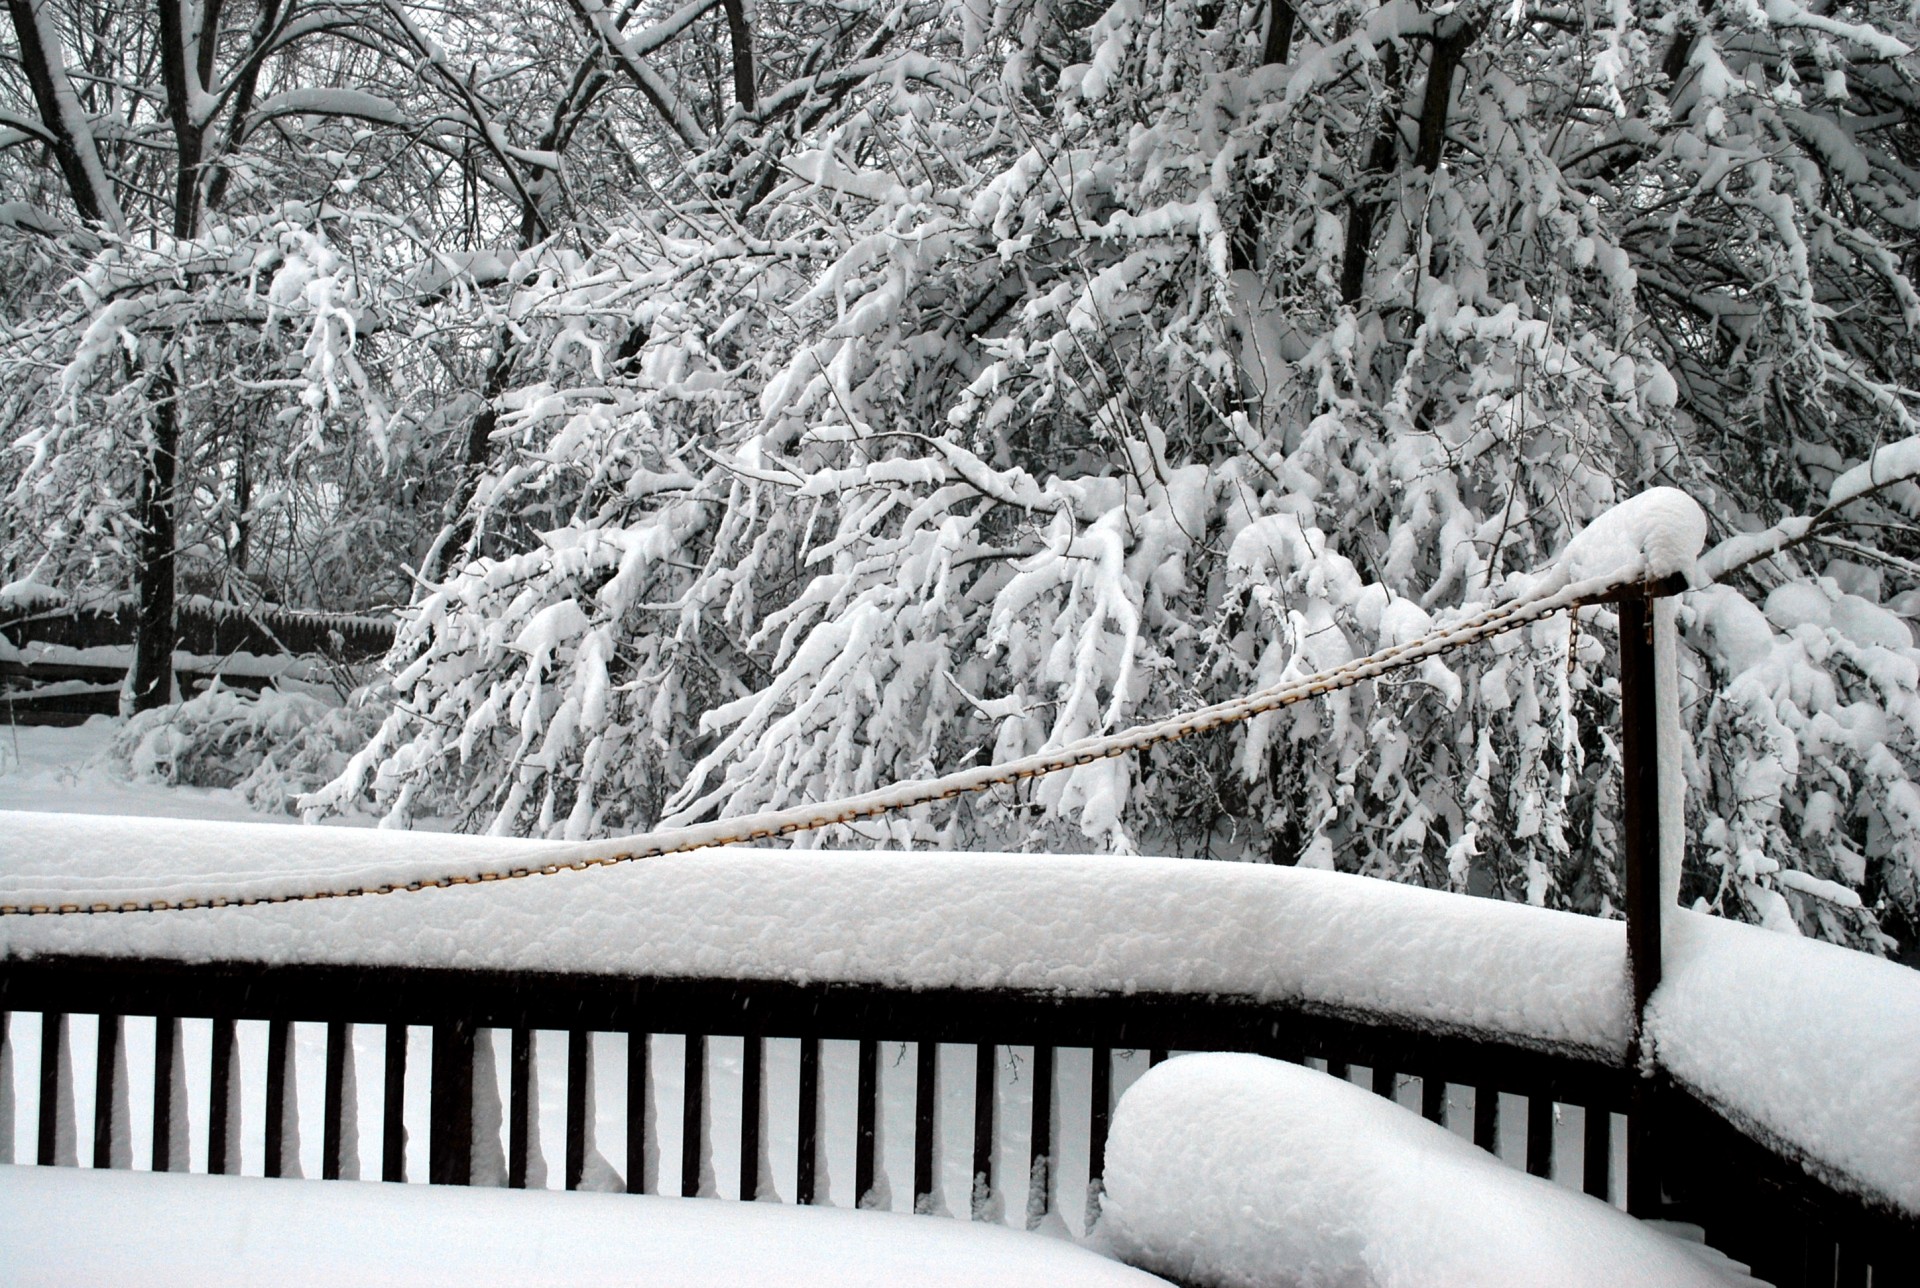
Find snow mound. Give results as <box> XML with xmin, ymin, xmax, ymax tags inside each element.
<box><xmin>1649</xmin><ymin>909</ymin><xmax>1920</xmax><ymax>1216</ymax></box>
<box><xmin>0</xmin><ymin>812</ymin><xmax>1631</xmax><ymax>1057</ymax></box>
<box><xmin>1556</xmin><ymin>487</ymin><xmax>1709</xmax><ymax>587</ymax></box>
<box><xmin>1100</xmin><ymin>1054</ymin><xmax>1754</xmax><ymax>1288</ymax></box>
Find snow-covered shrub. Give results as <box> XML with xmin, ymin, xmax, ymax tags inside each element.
<box><xmin>108</xmin><ymin>685</ymin><xmax>387</xmax><ymax>816</ymax></box>
<box><xmin>307</xmin><ymin>0</ymin><xmax>1920</xmax><ymax>956</ymax></box>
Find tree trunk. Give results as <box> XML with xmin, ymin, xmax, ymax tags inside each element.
<box><xmin>130</xmin><ymin>362</ymin><xmax>180</xmax><ymax>713</ymax></box>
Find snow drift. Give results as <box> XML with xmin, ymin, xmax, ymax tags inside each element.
<box><xmin>1100</xmin><ymin>1054</ymin><xmax>1753</xmax><ymax>1288</ymax></box>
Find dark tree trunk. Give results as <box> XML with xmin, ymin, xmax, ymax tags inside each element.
<box><xmin>431</xmin><ymin>345</ymin><xmax>519</xmax><ymax>580</ymax></box>
<box><xmin>1338</xmin><ymin>43</ymin><xmax>1404</xmax><ymax>307</ymax></box>
<box><xmin>722</xmin><ymin>0</ymin><xmax>756</xmax><ymax>111</ymax></box>
<box><xmin>130</xmin><ymin>363</ymin><xmax>180</xmax><ymax>713</ymax></box>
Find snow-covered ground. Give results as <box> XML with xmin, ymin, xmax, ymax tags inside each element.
<box><xmin>0</xmin><ymin>1164</ymin><xmax>1168</xmax><ymax>1287</ymax></box>
<box><xmin>0</xmin><ymin>717</ymin><xmax>292</xmax><ymax>823</ymax></box>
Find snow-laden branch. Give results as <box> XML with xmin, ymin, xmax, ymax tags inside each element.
<box><xmin>1697</xmin><ymin>431</ymin><xmax>1920</xmax><ymax>584</ymax></box>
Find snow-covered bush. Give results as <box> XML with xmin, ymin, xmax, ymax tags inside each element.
<box><xmin>108</xmin><ymin>685</ymin><xmax>386</xmax><ymax>817</ymax></box>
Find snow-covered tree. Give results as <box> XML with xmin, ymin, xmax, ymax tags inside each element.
<box><xmin>9</xmin><ymin>0</ymin><xmax>1920</xmax><ymax>956</ymax></box>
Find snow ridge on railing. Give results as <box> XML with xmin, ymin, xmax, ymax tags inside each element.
<box><xmin>0</xmin><ymin>489</ymin><xmax>1708</xmax><ymax>916</ymax></box>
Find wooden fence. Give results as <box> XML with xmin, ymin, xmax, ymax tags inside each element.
<box><xmin>1</xmin><ymin>596</ymin><xmax>395</xmax><ymax>720</ymax></box>
<box><xmin>1</xmin><ymin>956</ymin><xmax>1913</xmax><ymax>1285</ymax></box>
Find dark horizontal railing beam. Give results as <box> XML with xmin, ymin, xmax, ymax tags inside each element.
<box><xmin>0</xmin><ymin>954</ymin><xmax>1632</xmax><ymax>1111</ymax></box>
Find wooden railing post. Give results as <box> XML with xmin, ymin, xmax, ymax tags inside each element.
<box><xmin>1618</xmin><ymin>587</ymin><xmax>1666</xmax><ymax>1218</ymax></box>
<box><xmin>429</xmin><ymin>1020</ymin><xmax>474</xmax><ymax>1185</ymax></box>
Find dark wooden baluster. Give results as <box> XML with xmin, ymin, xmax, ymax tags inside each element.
<box><xmin>1148</xmin><ymin>1048</ymin><xmax>1167</xmax><ymax>1067</ymax></box>
<box><xmin>854</xmin><ymin>1038</ymin><xmax>879</xmax><ymax>1208</ymax></box>
<box><xmin>322</xmin><ymin>1021</ymin><xmax>349</xmax><ymax>1180</ymax></box>
<box><xmin>1371</xmin><ymin>1063</ymin><xmax>1397</xmax><ymax>1102</ymax></box>
<box><xmin>1525</xmin><ymin>1095</ymin><xmax>1555</xmax><ymax>1178</ymax></box>
<box><xmin>508</xmin><ymin>1027</ymin><xmax>532</xmax><ymax>1189</ymax></box>
<box><xmin>681</xmin><ymin>1033</ymin><xmax>706</xmax><ymax>1198</ymax></box>
<box><xmin>92</xmin><ymin>1013</ymin><xmax>120</xmax><ymax>1169</ymax></box>
<box><xmin>151</xmin><ymin>1015</ymin><xmax>177</xmax><ymax>1172</ymax></box>
<box><xmin>382</xmin><ymin>1024</ymin><xmax>407</xmax><ymax>1182</ymax></box>
<box><xmin>740</xmin><ymin>1035</ymin><xmax>764</xmax><ymax>1201</ymax></box>
<box><xmin>207</xmin><ymin>1017</ymin><xmax>236</xmax><ymax>1176</ymax></box>
<box><xmin>1088</xmin><ymin>1046</ymin><xmax>1112</xmax><ymax>1215</ymax></box>
<box><xmin>38</xmin><ymin>1010</ymin><xmax>66</xmax><ymax>1166</ymax></box>
<box><xmin>264</xmin><ymin>1018</ymin><xmax>291</xmax><ymax>1178</ymax></box>
<box><xmin>566</xmin><ymin>1028</ymin><xmax>589</xmax><ymax>1191</ymax></box>
<box><xmin>1473</xmin><ymin>1082</ymin><xmax>1499</xmax><ymax>1154</ymax></box>
<box><xmin>429</xmin><ymin>1021</ymin><xmax>474</xmax><ymax>1185</ymax></box>
<box><xmin>970</xmin><ymin>1044</ymin><xmax>994</xmax><ymax>1220</ymax></box>
<box><xmin>797</xmin><ymin>1038</ymin><xmax>821</xmax><ymax>1205</ymax></box>
<box><xmin>1582</xmin><ymin>1105</ymin><xmax>1611</xmax><ymax>1200</ymax></box>
<box><xmin>1027</xmin><ymin>1043</ymin><xmax>1053</xmax><ymax>1229</ymax></box>
<box><xmin>913</xmin><ymin>1041</ymin><xmax>937</xmax><ymax>1214</ymax></box>
<box><xmin>1326</xmin><ymin>1059</ymin><xmax>1350</xmax><ymax>1082</ymax></box>
<box><xmin>625</xmin><ymin>1029</ymin><xmax>648</xmax><ymax>1194</ymax></box>
<box><xmin>1421</xmin><ymin>1074</ymin><xmax>1446</xmax><ymax>1125</ymax></box>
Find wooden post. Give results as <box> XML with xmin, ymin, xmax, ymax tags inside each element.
<box><xmin>680</xmin><ymin>1032</ymin><xmax>705</xmax><ymax>1197</ymax></box>
<box><xmin>625</xmin><ymin>1028</ymin><xmax>649</xmax><ymax>1195</ymax></box>
<box><xmin>91</xmin><ymin>1013</ymin><xmax>121</xmax><ymax>1169</ymax></box>
<box><xmin>566</xmin><ymin>1028</ymin><xmax>589</xmax><ymax>1191</ymax></box>
<box><xmin>382</xmin><ymin>1024</ymin><xmax>407</xmax><ymax>1182</ymax></box>
<box><xmin>322</xmin><ymin>1021</ymin><xmax>349</xmax><ymax>1180</ymax></box>
<box><xmin>38</xmin><ymin>1011</ymin><xmax>66</xmax><ymax>1166</ymax></box>
<box><xmin>150</xmin><ymin>1015</ymin><xmax>177</xmax><ymax>1172</ymax></box>
<box><xmin>207</xmin><ymin>1017</ymin><xmax>235</xmax><ymax>1175</ymax></box>
<box><xmin>508</xmin><ymin>1027</ymin><xmax>533</xmax><ymax>1189</ymax></box>
<box><xmin>913</xmin><ymin>1041</ymin><xmax>937</xmax><ymax>1213</ymax></box>
<box><xmin>264</xmin><ymin>1018</ymin><xmax>290</xmax><ymax>1178</ymax></box>
<box><xmin>429</xmin><ymin>1021</ymin><xmax>474</xmax><ymax>1185</ymax></box>
<box><xmin>1619</xmin><ymin>589</ymin><xmax>1665</xmax><ymax>1218</ymax></box>
<box><xmin>854</xmin><ymin>1037</ymin><xmax>879</xmax><ymax>1207</ymax></box>
<box><xmin>970</xmin><ymin>1044</ymin><xmax>995</xmax><ymax>1220</ymax></box>
<box><xmin>796</xmin><ymin>1038</ymin><xmax>821</xmax><ymax>1205</ymax></box>
<box><xmin>1027</xmin><ymin>1044</ymin><xmax>1054</xmax><ymax>1229</ymax></box>
<box><xmin>740</xmin><ymin>1035</ymin><xmax>764</xmax><ymax>1201</ymax></box>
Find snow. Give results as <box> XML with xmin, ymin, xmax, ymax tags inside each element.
<box><xmin>1552</xmin><ymin>487</ymin><xmax>1708</xmax><ymax>588</ymax></box>
<box><xmin>1099</xmin><ymin>1054</ymin><xmax>1754</xmax><ymax>1288</ymax></box>
<box><xmin>0</xmin><ymin>1164</ymin><xmax>1166</xmax><ymax>1287</ymax></box>
<box><xmin>0</xmin><ymin>720</ymin><xmax>291</xmax><ymax>823</ymax></box>
<box><xmin>1648</xmin><ymin>909</ymin><xmax>1920</xmax><ymax>1215</ymax></box>
<box><xmin>0</xmin><ymin>813</ymin><xmax>1633</xmax><ymax>1059</ymax></box>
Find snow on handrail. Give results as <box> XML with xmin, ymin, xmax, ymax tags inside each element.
<box><xmin>0</xmin><ymin>489</ymin><xmax>1708</xmax><ymax>916</ymax></box>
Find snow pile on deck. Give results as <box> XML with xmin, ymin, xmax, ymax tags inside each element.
<box><xmin>1650</xmin><ymin>909</ymin><xmax>1920</xmax><ymax>1214</ymax></box>
<box><xmin>1100</xmin><ymin>1054</ymin><xmax>1752</xmax><ymax>1288</ymax></box>
<box><xmin>0</xmin><ymin>812</ymin><xmax>1631</xmax><ymax>1058</ymax></box>
<box><xmin>0</xmin><ymin>1164</ymin><xmax>1165</xmax><ymax>1288</ymax></box>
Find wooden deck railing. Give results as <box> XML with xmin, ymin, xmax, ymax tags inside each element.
<box><xmin>1</xmin><ymin>950</ymin><xmax>1914</xmax><ymax>1284</ymax></box>
<box><xmin>3</xmin><ymin>566</ymin><xmax>1916</xmax><ymax>1283</ymax></box>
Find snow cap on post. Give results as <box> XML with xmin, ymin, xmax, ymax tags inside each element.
<box><xmin>1556</xmin><ymin>487</ymin><xmax>1709</xmax><ymax>590</ymax></box>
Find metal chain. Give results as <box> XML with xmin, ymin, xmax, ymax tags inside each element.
<box><xmin>0</xmin><ymin>576</ymin><xmax>1621</xmax><ymax>917</ymax></box>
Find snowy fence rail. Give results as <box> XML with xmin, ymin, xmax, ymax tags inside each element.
<box><xmin>0</xmin><ymin>593</ymin><xmax>395</xmax><ymax>719</ymax></box>
<box><xmin>0</xmin><ymin>952</ymin><xmax>1911</xmax><ymax>1284</ymax></box>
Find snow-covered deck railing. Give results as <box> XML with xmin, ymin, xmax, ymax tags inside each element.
<box><xmin>2</xmin><ymin>490</ymin><xmax>1916</xmax><ymax>1284</ymax></box>
<box><xmin>2</xmin><ymin>817</ymin><xmax>1917</xmax><ymax>1283</ymax></box>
